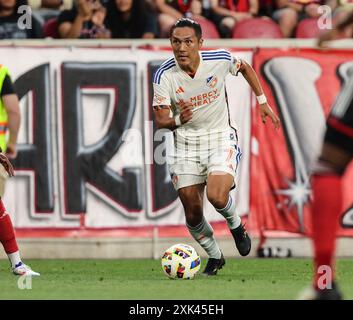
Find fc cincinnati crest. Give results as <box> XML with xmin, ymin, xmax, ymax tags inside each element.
<box><xmin>206</xmin><ymin>75</ymin><xmax>217</xmax><ymax>88</ymax></box>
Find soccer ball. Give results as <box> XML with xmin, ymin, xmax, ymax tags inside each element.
<box><xmin>161</xmin><ymin>243</ymin><xmax>201</xmax><ymax>279</ymax></box>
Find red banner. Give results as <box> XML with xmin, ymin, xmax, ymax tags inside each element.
<box><xmin>250</xmin><ymin>48</ymin><xmax>353</xmax><ymax>238</ymax></box>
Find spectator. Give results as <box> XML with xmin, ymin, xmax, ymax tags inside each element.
<box><xmin>156</xmin><ymin>0</ymin><xmax>208</xmax><ymax>37</ymax></box>
<box><xmin>104</xmin><ymin>0</ymin><xmax>158</xmax><ymax>38</ymax></box>
<box><xmin>190</xmin><ymin>0</ymin><xmax>213</xmax><ymax>20</ymax></box>
<box><xmin>29</xmin><ymin>0</ymin><xmax>72</xmax><ymax>10</ymax></box>
<box><xmin>289</xmin><ymin>0</ymin><xmax>323</xmax><ymax>18</ymax></box>
<box><xmin>28</xmin><ymin>0</ymin><xmax>73</xmax><ymax>24</ymax></box>
<box><xmin>58</xmin><ymin>0</ymin><xmax>111</xmax><ymax>39</ymax></box>
<box><xmin>209</xmin><ymin>0</ymin><xmax>259</xmax><ymax>38</ymax></box>
<box><xmin>271</xmin><ymin>0</ymin><xmax>298</xmax><ymax>37</ymax></box>
<box><xmin>326</xmin><ymin>0</ymin><xmax>353</xmax><ymax>38</ymax></box>
<box><xmin>0</xmin><ymin>0</ymin><xmax>43</xmax><ymax>38</ymax></box>
<box><xmin>272</xmin><ymin>0</ymin><xmax>323</xmax><ymax>38</ymax></box>
<box><xmin>258</xmin><ymin>0</ymin><xmax>276</xmax><ymax>16</ymax></box>
<box><xmin>0</xmin><ymin>64</ymin><xmax>40</xmax><ymax>277</ymax></box>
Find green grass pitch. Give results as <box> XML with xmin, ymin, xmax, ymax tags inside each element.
<box><xmin>0</xmin><ymin>258</ymin><xmax>352</xmax><ymax>299</ymax></box>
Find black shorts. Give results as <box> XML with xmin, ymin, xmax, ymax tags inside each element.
<box><xmin>325</xmin><ymin>87</ymin><xmax>353</xmax><ymax>154</ymax></box>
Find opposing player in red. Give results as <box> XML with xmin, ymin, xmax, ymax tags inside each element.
<box><xmin>0</xmin><ymin>149</ymin><xmax>39</xmax><ymax>276</ymax></box>
<box><xmin>300</xmin><ymin>11</ymin><xmax>353</xmax><ymax>300</ymax></box>
<box><xmin>0</xmin><ymin>64</ymin><xmax>39</xmax><ymax>276</ymax></box>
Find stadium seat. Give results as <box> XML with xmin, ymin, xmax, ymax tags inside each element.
<box><xmin>295</xmin><ymin>18</ymin><xmax>321</xmax><ymax>38</ymax></box>
<box><xmin>43</xmin><ymin>18</ymin><xmax>59</xmax><ymax>39</ymax></box>
<box><xmin>296</xmin><ymin>18</ymin><xmax>351</xmax><ymax>39</ymax></box>
<box><xmin>232</xmin><ymin>18</ymin><xmax>283</xmax><ymax>39</ymax></box>
<box><xmin>192</xmin><ymin>17</ymin><xmax>220</xmax><ymax>39</ymax></box>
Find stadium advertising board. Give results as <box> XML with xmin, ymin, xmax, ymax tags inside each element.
<box><xmin>251</xmin><ymin>48</ymin><xmax>353</xmax><ymax>237</ymax></box>
<box><xmin>0</xmin><ymin>46</ymin><xmax>352</xmax><ymax>238</ymax></box>
<box><xmin>0</xmin><ymin>46</ymin><xmax>251</xmax><ymax>232</ymax></box>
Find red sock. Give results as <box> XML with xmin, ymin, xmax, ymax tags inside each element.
<box><xmin>0</xmin><ymin>199</ymin><xmax>19</xmax><ymax>254</ymax></box>
<box><xmin>311</xmin><ymin>174</ymin><xmax>342</xmax><ymax>288</ymax></box>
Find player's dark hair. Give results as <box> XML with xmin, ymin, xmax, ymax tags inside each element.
<box><xmin>169</xmin><ymin>18</ymin><xmax>202</xmax><ymax>40</ymax></box>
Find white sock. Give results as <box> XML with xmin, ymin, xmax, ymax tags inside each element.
<box><xmin>187</xmin><ymin>217</ymin><xmax>222</xmax><ymax>259</ymax></box>
<box><xmin>8</xmin><ymin>251</ymin><xmax>21</xmax><ymax>268</ymax></box>
<box><xmin>215</xmin><ymin>196</ymin><xmax>241</xmax><ymax>230</ymax></box>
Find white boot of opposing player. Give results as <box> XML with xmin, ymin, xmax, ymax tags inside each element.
<box><xmin>12</xmin><ymin>262</ymin><xmax>40</xmax><ymax>276</ymax></box>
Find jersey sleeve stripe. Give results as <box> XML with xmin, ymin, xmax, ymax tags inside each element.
<box><xmin>153</xmin><ymin>63</ymin><xmax>176</xmax><ymax>84</ymax></box>
<box><xmin>153</xmin><ymin>58</ymin><xmax>175</xmax><ymax>84</ymax></box>
<box><xmin>160</xmin><ymin>58</ymin><xmax>175</xmax><ymax>68</ymax></box>
<box><xmin>202</xmin><ymin>49</ymin><xmax>230</xmax><ymax>53</ymax></box>
<box><xmin>202</xmin><ymin>57</ymin><xmax>231</xmax><ymax>61</ymax></box>
<box><xmin>153</xmin><ymin>61</ymin><xmax>174</xmax><ymax>82</ymax></box>
<box><xmin>202</xmin><ymin>54</ymin><xmax>231</xmax><ymax>59</ymax></box>
<box><xmin>201</xmin><ymin>50</ymin><xmax>231</xmax><ymax>57</ymax></box>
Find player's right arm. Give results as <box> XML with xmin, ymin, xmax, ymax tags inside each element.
<box><xmin>153</xmin><ymin>69</ymin><xmax>192</xmax><ymax>130</ymax></box>
<box><xmin>153</xmin><ymin>103</ymin><xmax>193</xmax><ymax>130</ymax></box>
<box><xmin>153</xmin><ymin>106</ymin><xmax>178</xmax><ymax>130</ymax></box>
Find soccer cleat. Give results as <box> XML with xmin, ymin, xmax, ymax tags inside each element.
<box><xmin>230</xmin><ymin>223</ymin><xmax>251</xmax><ymax>256</ymax></box>
<box><xmin>202</xmin><ymin>253</ymin><xmax>225</xmax><ymax>276</ymax></box>
<box><xmin>12</xmin><ymin>262</ymin><xmax>40</xmax><ymax>277</ymax></box>
<box><xmin>298</xmin><ymin>282</ymin><xmax>343</xmax><ymax>300</ymax></box>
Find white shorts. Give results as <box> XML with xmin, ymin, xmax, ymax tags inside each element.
<box><xmin>168</xmin><ymin>131</ymin><xmax>242</xmax><ymax>190</ymax></box>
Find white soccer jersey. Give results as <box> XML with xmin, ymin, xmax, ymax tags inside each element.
<box><xmin>152</xmin><ymin>49</ymin><xmax>241</xmax><ymax>149</ymax></box>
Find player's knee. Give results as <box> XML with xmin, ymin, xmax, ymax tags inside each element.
<box><xmin>312</xmin><ymin>158</ymin><xmax>346</xmax><ymax>176</ymax></box>
<box><xmin>207</xmin><ymin>191</ymin><xmax>228</xmax><ymax>210</ymax></box>
<box><xmin>312</xmin><ymin>143</ymin><xmax>353</xmax><ymax>176</ymax></box>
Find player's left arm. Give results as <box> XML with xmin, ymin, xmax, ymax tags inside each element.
<box><xmin>1</xmin><ymin>75</ymin><xmax>21</xmax><ymax>158</ymax></box>
<box><xmin>2</xmin><ymin>94</ymin><xmax>21</xmax><ymax>158</ymax></box>
<box><xmin>237</xmin><ymin>59</ymin><xmax>281</xmax><ymax>129</ymax></box>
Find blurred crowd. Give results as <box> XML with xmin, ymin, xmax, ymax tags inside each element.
<box><xmin>0</xmin><ymin>0</ymin><xmax>352</xmax><ymax>39</ymax></box>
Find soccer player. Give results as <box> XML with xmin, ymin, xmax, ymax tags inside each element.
<box><xmin>152</xmin><ymin>18</ymin><xmax>280</xmax><ymax>275</ymax></box>
<box><xmin>300</xmin><ymin>11</ymin><xmax>353</xmax><ymax>300</ymax></box>
<box><xmin>0</xmin><ymin>149</ymin><xmax>39</xmax><ymax>276</ymax></box>
<box><xmin>0</xmin><ymin>65</ymin><xmax>39</xmax><ymax>276</ymax></box>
